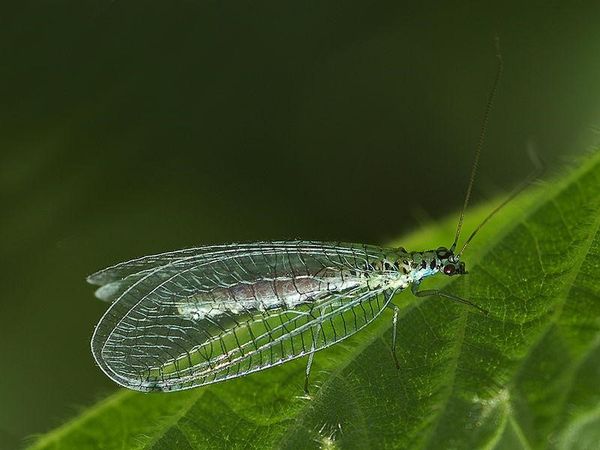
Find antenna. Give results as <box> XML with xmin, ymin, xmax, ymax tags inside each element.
<box><xmin>450</xmin><ymin>37</ymin><xmax>504</xmax><ymax>252</ymax></box>
<box><xmin>457</xmin><ymin>147</ymin><xmax>544</xmax><ymax>256</ymax></box>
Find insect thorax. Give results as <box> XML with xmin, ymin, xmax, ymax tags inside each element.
<box><xmin>353</xmin><ymin>249</ymin><xmax>442</xmax><ymax>290</ymax></box>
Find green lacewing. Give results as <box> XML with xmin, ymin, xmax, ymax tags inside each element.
<box><xmin>89</xmin><ymin>43</ymin><xmax>533</xmax><ymax>393</ymax></box>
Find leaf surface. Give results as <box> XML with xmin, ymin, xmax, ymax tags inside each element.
<box><xmin>30</xmin><ymin>152</ymin><xmax>600</xmax><ymax>450</ymax></box>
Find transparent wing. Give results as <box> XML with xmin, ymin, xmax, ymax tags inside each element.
<box><xmin>89</xmin><ymin>241</ymin><xmax>396</xmax><ymax>392</ymax></box>
<box><xmin>87</xmin><ymin>241</ymin><xmax>391</xmax><ymax>302</ymax></box>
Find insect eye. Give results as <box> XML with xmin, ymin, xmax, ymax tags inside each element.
<box><xmin>443</xmin><ymin>265</ymin><xmax>456</xmax><ymax>275</ymax></box>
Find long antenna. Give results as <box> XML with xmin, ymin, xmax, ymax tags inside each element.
<box><xmin>457</xmin><ymin>147</ymin><xmax>544</xmax><ymax>256</ymax></box>
<box><xmin>450</xmin><ymin>37</ymin><xmax>504</xmax><ymax>252</ymax></box>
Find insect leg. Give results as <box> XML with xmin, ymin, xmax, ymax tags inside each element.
<box><xmin>410</xmin><ymin>283</ymin><xmax>488</xmax><ymax>315</ymax></box>
<box><xmin>386</xmin><ymin>303</ymin><xmax>401</xmax><ymax>369</ymax></box>
<box><xmin>304</xmin><ymin>321</ymin><xmax>323</xmax><ymax>395</ymax></box>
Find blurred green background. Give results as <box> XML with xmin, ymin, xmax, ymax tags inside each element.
<box><xmin>1</xmin><ymin>1</ymin><xmax>599</xmax><ymax>448</ymax></box>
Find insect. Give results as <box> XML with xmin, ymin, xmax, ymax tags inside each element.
<box><xmin>89</xmin><ymin>43</ymin><xmax>529</xmax><ymax>394</ymax></box>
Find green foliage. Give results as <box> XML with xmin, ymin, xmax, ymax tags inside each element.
<box><xmin>30</xmin><ymin>152</ymin><xmax>600</xmax><ymax>450</ymax></box>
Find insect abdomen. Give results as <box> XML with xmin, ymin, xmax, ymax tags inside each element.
<box><xmin>178</xmin><ymin>276</ymin><xmax>364</xmax><ymax>320</ymax></box>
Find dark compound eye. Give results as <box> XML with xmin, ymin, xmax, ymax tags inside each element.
<box><xmin>443</xmin><ymin>265</ymin><xmax>456</xmax><ymax>275</ymax></box>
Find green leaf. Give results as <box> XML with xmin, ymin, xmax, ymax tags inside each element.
<box><xmin>29</xmin><ymin>151</ymin><xmax>600</xmax><ymax>450</ymax></box>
